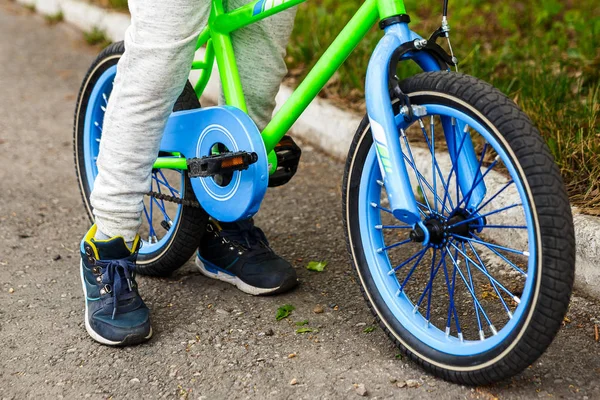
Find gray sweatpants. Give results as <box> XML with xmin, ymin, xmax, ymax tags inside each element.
<box><xmin>90</xmin><ymin>0</ymin><xmax>296</xmax><ymax>241</ymax></box>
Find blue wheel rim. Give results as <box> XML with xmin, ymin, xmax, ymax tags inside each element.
<box><xmin>83</xmin><ymin>65</ymin><xmax>184</xmax><ymax>255</ymax></box>
<box><xmin>358</xmin><ymin>104</ymin><xmax>537</xmax><ymax>357</ymax></box>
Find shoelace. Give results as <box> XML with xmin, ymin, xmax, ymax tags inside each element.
<box><xmin>219</xmin><ymin>220</ymin><xmax>273</xmax><ymax>260</ymax></box>
<box><xmin>95</xmin><ymin>259</ymin><xmax>136</xmax><ymax>319</ymax></box>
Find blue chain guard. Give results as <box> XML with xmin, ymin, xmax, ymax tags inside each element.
<box><xmin>160</xmin><ymin>106</ymin><xmax>268</xmax><ymax>222</ymax></box>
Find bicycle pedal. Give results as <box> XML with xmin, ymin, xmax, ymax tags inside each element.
<box><xmin>268</xmin><ymin>135</ymin><xmax>302</xmax><ymax>187</ymax></box>
<box><xmin>187</xmin><ymin>151</ymin><xmax>258</xmax><ymax>178</ymax></box>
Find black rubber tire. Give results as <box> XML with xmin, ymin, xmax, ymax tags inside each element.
<box><xmin>342</xmin><ymin>71</ymin><xmax>575</xmax><ymax>385</ymax></box>
<box><xmin>73</xmin><ymin>41</ymin><xmax>208</xmax><ymax>276</ymax></box>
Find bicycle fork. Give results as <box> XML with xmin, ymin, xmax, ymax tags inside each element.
<box><xmin>365</xmin><ymin>22</ymin><xmax>485</xmax><ymax>242</ymax></box>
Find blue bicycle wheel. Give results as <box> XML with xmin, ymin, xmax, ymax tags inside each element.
<box><xmin>343</xmin><ymin>72</ymin><xmax>574</xmax><ymax>384</ymax></box>
<box><xmin>74</xmin><ymin>41</ymin><xmax>207</xmax><ymax>275</ymax></box>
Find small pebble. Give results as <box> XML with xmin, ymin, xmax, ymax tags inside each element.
<box><xmin>53</xmin><ymin>254</ymin><xmax>62</xmax><ymax>261</ymax></box>
<box><xmin>406</xmin><ymin>379</ymin><xmax>420</xmax><ymax>388</ymax></box>
<box><xmin>288</xmin><ymin>353</ymin><xmax>296</xmax><ymax>359</ymax></box>
<box><xmin>264</xmin><ymin>328</ymin><xmax>274</xmax><ymax>336</ymax></box>
<box><xmin>389</xmin><ymin>377</ymin><xmax>397</xmax><ymax>384</ymax></box>
<box><xmin>313</xmin><ymin>305</ymin><xmax>324</xmax><ymax>314</ymax></box>
<box><xmin>397</xmin><ymin>381</ymin><xmax>407</xmax><ymax>388</ymax></box>
<box><xmin>8</xmin><ymin>288</ymin><xmax>14</xmax><ymax>294</ymax></box>
<box><xmin>66</xmin><ymin>348</ymin><xmax>77</xmax><ymax>353</ymax></box>
<box><xmin>290</xmin><ymin>378</ymin><xmax>298</xmax><ymax>385</ymax></box>
<box><xmin>355</xmin><ymin>383</ymin><xmax>368</xmax><ymax>396</ymax></box>
<box><xmin>129</xmin><ymin>378</ymin><xmax>140</xmax><ymax>384</ymax></box>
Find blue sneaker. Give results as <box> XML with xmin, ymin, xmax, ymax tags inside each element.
<box><xmin>195</xmin><ymin>220</ymin><xmax>298</xmax><ymax>295</ymax></box>
<box><xmin>80</xmin><ymin>225</ymin><xmax>152</xmax><ymax>346</ymax></box>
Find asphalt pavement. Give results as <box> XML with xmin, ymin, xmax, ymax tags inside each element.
<box><xmin>1</xmin><ymin>1</ymin><xmax>599</xmax><ymax>399</ymax></box>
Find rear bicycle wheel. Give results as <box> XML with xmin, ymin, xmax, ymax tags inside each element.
<box><xmin>343</xmin><ymin>71</ymin><xmax>575</xmax><ymax>384</ymax></box>
<box><xmin>73</xmin><ymin>41</ymin><xmax>208</xmax><ymax>276</ymax></box>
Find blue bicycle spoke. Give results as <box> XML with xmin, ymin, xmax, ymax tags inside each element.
<box><xmin>428</xmin><ymin>117</ymin><xmax>437</xmax><ymax>214</ymax></box>
<box><xmin>395</xmin><ymin>247</ymin><xmax>428</xmax><ymax>295</ymax></box>
<box><xmin>154</xmin><ymin>174</ymin><xmax>168</xmax><ymax>212</ymax></box>
<box><xmin>400</xmin><ymin>128</ymin><xmax>433</xmax><ymax>213</ymax></box>
<box><xmin>373</xmin><ymin>199</ymin><xmax>427</xmax><ymax>218</ymax></box>
<box><xmin>441</xmin><ymin>121</ymin><xmax>471</xmax><ymax>213</ymax></box>
<box><xmin>441</xmin><ymin>249</ymin><xmax>462</xmax><ymax>338</ymax></box>
<box><xmin>454</xmin><ymin>122</ymin><xmax>466</xmax><ymax>207</ymax></box>
<box><xmin>388</xmin><ymin>247</ymin><xmax>428</xmax><ymax>275</ymax></box>
<box><xmin>151</xmin><ymin>196</ymin><xmax>170</xmax><ymax>221</ymax></box>
<box><xmin>461</xmin><ymin>241</ymin><xmax>484</xmax><ymax>338</ymax></box>
<box><xmin>153</xmin><ymin>175</ymin><xmax>179</xmax><ymax>198</ymax></box>
<box><xmin>479</xmin><ymin>225</ymin><xmax>527</xmax><ymax>229</ymax></box>
<box><xmin>377</xmin><ymin>238</ymin><xmax>412</xmax><ymax>253</ymax></box>
<box><xmin>447</xmin><ymin>203</ymin><xmax>523</xmax><ymax>230</ymax></box>
<box><xmin>454</xmin><ymin>234</ymin><xmax>529</xmax><ymax>259</ymax></box>
<box><xmin>157</xmin><ymin>170</ymin><xmax>181</xmax><ymax>197</ymax></box>
<box><xmin>474</xmin><ymin>179</ymin><xmax>514</xmax><ymax>215</ymax></box>
<box><xmin>468</xmin><ymin>241</ymin><xmax>513</xmax><ymax>319</ymax></box>
<box><xmin>447</xmin><ymin>246</ymin><xmax>496</xmax><ymax>337</ymax></box>
<box><xmin>426</xmin><ymin>248</ymin><xmax>441</xmax><ymax>322</ymax></box>
<box><xmin>447</xmin><ymin>241</ymin><xmax>520</xmax><ymax>303</ymax></box>
<box><xmin>371</xmin><ymin>202</ymin><xmax>392</xmax><ymax>214</ymax></box>
<box><xmin>142</xmin><ymin>203</ymin><xmax>156</xmax><ymax>239</ymax></box>
<box><xmin>413</xmin><ymin>248</ymin><xmax>448</xmax><ymax>322</ymax></box>
<box><xmin>148</xmin><ymin>180</ymin><xmax>156</xmax><ymax>243</ymax></box>
<box><xmin>470</xmin><ymin>233</ymin><xmax>527</xmax><ymax>275</ymax></box>
<box><xmin>456</xmin><ymin>155</ymin><xmax>500</xmax><ymax>210</ymax></box>
<box><xmin>417</xmin><ymin>117</ymin><xmax>439</xmax><ymax>214</ymax></box>
<box><xmin>375</xmin><ymin>225</ymin><xmax>412</xmax><ymax>230</ymax></box>
<box><xmin>419</xmin><ymin>116</ymin><xmax>455</xmax><ymax>214</ymax></box>
<box><xmin>461</xmin><ymin>143</ymin><xmax>489</xmax><ymax>209</ymax></box>
<box><xmin>401</xmin><ymin>153</ymin><xmax>453</xmax><ymax>215</ymax></box>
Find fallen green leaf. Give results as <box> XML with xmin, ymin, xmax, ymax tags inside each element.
<box><xmin>395</xmin><ymin>354</ymin><xmax>403</xmax><ymax>360</ymax></box>
<box><xmin>295</xmin><ymin>320</ymin><xmax>309</xmax><ymax>326</ymax></box>
<box><xmin>363</xmin><ymin>326</ymin><xmax>376</xmax><ymax>333</ymax></box>
<box><xmin>306</xmin><ymin>261</ymin><xmax>327</xmax><ymax>272</ymax></box>
<box><xmin>296</xmin><ymin>327</ymin><xmax>317</xmax><ymax>334</ymax></box>
<box><xmin>275</xmin><ymin>304</ymin><xmax>295</xmax><ymax>321</ymax></box>
<box><xmin>415</xmin><ymin>185</ymin><xmax>425</xmax><ymax>203</ymax></box>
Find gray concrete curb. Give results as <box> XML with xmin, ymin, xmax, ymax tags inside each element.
<box><xmin>20</xmin><ymin>0</ymin><xmax>600</xmax><ymax>299</ymax></box>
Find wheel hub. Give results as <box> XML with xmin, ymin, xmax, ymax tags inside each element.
<box><xmin>410</xmin><ymin>209</ymin><xmax>476</xmax><ymax>247</ymax></box>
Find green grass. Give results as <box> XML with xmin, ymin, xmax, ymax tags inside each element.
<box><xmin>92</xmin><ymin>0</ymin><xmax>129</xmax><ymax>11</ymax></box>
<box><xmin>106</xmin><ymin>0</ymin><xmax>128</xmax><ymax>11</ymax></box>
<box><xmin>83</xmin><ymin>27</ymin><xmax>111</xmax><ymax>48</ymax></box>
<box><xmin>289</xmin><ymin>0</ymin><xmax>600</xmax><ymax>210</ymax></box>
<box><xmin>45</xmin><ymin>11</ymin><xmax>63</xmax><ymax>25</ymax></box>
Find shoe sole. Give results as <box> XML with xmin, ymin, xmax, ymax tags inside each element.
<box><xmin>195</xmin><ymin>256</ymin><xmax>298</xmax><ymax>296</ymax></box>
<box><xmin>80</xmin><ymin>260</ymin><xmax>152</xmax><ymax>346</ymax></box>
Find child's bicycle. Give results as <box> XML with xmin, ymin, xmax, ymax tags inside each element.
<box><xmin>73</xmin><ymin>0</ymin><xmax>575</xmax><ymax>385</ymax></box>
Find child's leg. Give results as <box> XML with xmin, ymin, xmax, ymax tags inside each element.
<box><xmin>90</xmin><ymin>0</ymin><xmax>210</xmax><ymax>242</ymax></box>
<box><xmin>194</xmin><ymin>3</ymin><xmax>300</xmax><ymax>296</ymax></box>
<box><xmin>226</xmin><ymin>1</ymin><xmax>298</xmax><ymax>131</ymax></box>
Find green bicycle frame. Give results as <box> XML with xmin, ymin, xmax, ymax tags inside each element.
<box><xmin>153</xmin><ymin>0</ymin><xmax>407</xmax><ymax>171</ymax></box>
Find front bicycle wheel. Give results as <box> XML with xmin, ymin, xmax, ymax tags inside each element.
<box><xmin>343</xmin><ymin>71</ymin><xmax>575</xmax><ymax>384</ymax></box>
